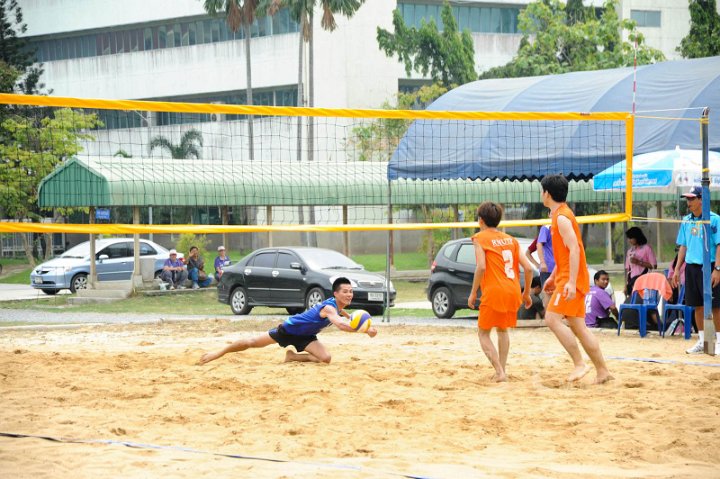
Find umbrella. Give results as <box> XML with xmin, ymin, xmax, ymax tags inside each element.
<box><xmin>592</xmin><ymin>147</ymin><xmax>720</xmax><ymax>193</ymax></box>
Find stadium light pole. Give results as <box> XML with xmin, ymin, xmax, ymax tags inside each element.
<box><xmin>700</xmin><ymin>107</ymin><xmax>715</xmax><ymax>355</ymax></box>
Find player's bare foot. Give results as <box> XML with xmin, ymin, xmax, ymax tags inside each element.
<box><xmin>567</xmin><ymin>364</ymin><xmax>591</xmax><ymax>382</ymax></box>
<box><xmin>198</xmin><ymin>351</ymin><xmax>222</xmax><ymax>365</ymax></box>
<box><xmin>284</xmin><ymin>350</ymin><xmax>295</xmax><ymax>362</ymax></box>
<box><xmin>493</xmin><ymin>372</ymin><xmax>507</xmax><ymax>383</ymax></box>
<box><xmin>594</xmin><ymin>373</ymin><xmax>614</xmax><ymax>385</ymax></box>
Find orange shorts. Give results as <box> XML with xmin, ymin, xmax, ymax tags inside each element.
<box><xmin>546</xmin><ymin>288</ymin><xmax>586</xmax><ymax>319</ymax></box>
<box><xmin>478</xmin><ymin>304</ymin><xmax>517</xmax><ymax>330</ymax></box>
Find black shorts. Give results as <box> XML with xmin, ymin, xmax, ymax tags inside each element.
<box><xmin>268</xmin><ymin>324</ymin><xmax>318</xmax><ymax>352</ymax></box>
<box><xmin>684</xmin><ymin>264</ymin><xmax>720</xmax><ymax>308</ymax></box>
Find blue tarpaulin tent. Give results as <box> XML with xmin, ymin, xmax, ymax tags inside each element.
<box><xmin>388</xmin><ymin>56</ymin><xmax>720</xmax><ymax>181</ymax></box>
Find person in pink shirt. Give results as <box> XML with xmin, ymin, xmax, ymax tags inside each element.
<box><xmin>624</xmin><ymin>227</ymin><xmax>657</xmax><ymax>299</ymax></box>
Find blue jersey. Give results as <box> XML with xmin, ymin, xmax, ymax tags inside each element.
<box><xmin>282</xmin><ymin>297</ymin><xmax>340</xmax><ymax>336</ymax></box>
<box><xmin>676</xmin><ymin>212</ymin><xmax>720</xmax><ymax>265</ymax></box>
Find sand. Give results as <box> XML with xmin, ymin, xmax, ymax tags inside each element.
<box><xmin>1</xmin><ymin>318</ymin><xmax>720</xmax><ymax>478</ymax></box>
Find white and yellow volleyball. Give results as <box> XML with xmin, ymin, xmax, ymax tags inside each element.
<box><xmin>349</xmin><ymin>309</ymin><xmax>372</xmax><ymax>333</ymax></box>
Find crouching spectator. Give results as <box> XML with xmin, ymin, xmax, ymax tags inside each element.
<box><xmin>517</xmin><ymin>276</ymin><xmax>545</xmax><ymax>319</ymax></box>
<box><xmin>160</xmin><ymin>249</ymin><xmax>188</xmax><ymax>290</ymax></box>
<box><xmin>584</xmin><ymin>270</ymin><xmax>618</xmax><ymax>328</ymax></box>
<box><xmin>187</xmin><ymin>246</ymin><xmax>212</xmax><ymax>289</ymax></box>
<box><xmin>214</xmin><ymin>245</ymin><xmax>231</xmax><ymax>282</ymax></box>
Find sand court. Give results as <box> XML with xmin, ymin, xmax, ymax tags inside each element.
<box><xmin>1</xmin><ymin>318</ymin><xmax>720</xmax><ymax>478</ymax></box>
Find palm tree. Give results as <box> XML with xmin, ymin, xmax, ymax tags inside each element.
<box><xmin>265</xmin><ymin>1</ymin><xmax>365</xmax><ymax>246</ymax></box>
<box><xmin>203</xmin><ymin>0</ymin><xmax>259</xmax><ymax>161</ymax></box>
<box><xmin>149</xmin><ymin>129</ymin><xmax>204</xmax><ymax>159</ymax></box>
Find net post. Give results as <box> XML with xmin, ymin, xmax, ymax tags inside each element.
<box><xmin>700</xmin><ymin>108</ymin><xmax>716</xmax><ymax>356</ymax></box>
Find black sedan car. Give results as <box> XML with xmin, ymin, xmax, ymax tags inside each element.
<box><xmin>218</xmin><ymin>246</ymin><xmax>396</xmax><ymax>316</ymax></box>
<box><xmin>427</xmin><ymin>237</ymin><xmax>609</xmax><ymax>319</ymax></box>
<box><xmin>427</xmin><ymin>237</ymin><xmax>539</xmax><ymax>319</ymax></box>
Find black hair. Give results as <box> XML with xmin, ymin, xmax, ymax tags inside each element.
<box><xmin>476</xmin><ymin>201</ymin><xmax>503</xmax><ymax>228</ymax></box>
<box><xmin>332</xmin><ymin>277</ymin><xmax>351</xmax><ymax>292</ymax></box>
<box><xmin>594</xmin><ymin>269</ymin><xmax>609</xmax><ymax>282</ymax></box>
<box><xmin>625</xmin><ymin>226</ymin><xmax>648</xmax><ymax>245</ymax></box>
<box><xmin>189</xmin><ymin>245</ymin><xmax>198</xmax><ymax>252</ymax></box>
<box><xmin>540</xmin><ymin>174</ymin><xmax>569</xmax><ymax>202</ymax></box>
<box><xmin>531</xmin><ymin>276</ymin><xmax>541</xmax><ymax>289</ymax></box>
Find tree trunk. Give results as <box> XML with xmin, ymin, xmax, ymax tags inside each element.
<box><xmin>244</xmin><ymin>23</ymin><xmax>255</xmax><ymax>162</ymax></box>
<box><xmin>307</xmin><ymin>12</ymin><xmax>317</xmax><ymax>247</ymax></box>
<box><xmin>21</xmin><ymin>232</ymin><xmax>36</xmax><ymax>268</ymax></box>
<box><xmin>297</xmin><ymin>16</ymin><xmax>306</xmax><ymax>246</ymax></box>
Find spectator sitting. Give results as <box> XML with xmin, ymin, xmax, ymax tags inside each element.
<box><xmin>214</xmin><ymin>245</ymin><xmax>231</xmax><ymax>282</ymax></box>
<box><xmin>160</xmin><ymin>249</ymin><xmax>188</xmax><ymax>290</ymax></box>
<box><xmin>517</xmin><ymin>276</ymin><xmax>544</xmax><ymax>319</ymax></box>
<box><xmin>584</xmin><ymin>270</ymin><xmax>618</xmax><ymax>329</ymax></box>
<box><xmin>186</xmin><ymin>246</ymin><xmax>212</xmax><ymax>289</ymax></box>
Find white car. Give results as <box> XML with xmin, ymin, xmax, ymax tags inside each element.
<box><xmin>30</xmin><ymin>238</ymin><xmax>181</xmax><ymax>294</ymax></box>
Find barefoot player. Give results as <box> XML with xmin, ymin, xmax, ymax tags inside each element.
<box><xmin>540</xmin><ymin>175</ymin><xmax>611</xmax><ymax>384</ymax></box>
<box><xmin>198</xmin><ymin>277</ymin><xmax>377</xmax><ymax>365</ymax></box>
<box><xmin>468</xmin><ymin>202</ymin><xmax>533</xmax><ymax>382</ymax></box>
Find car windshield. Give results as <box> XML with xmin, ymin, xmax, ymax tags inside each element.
<box><xmin>59</xmin><ymin>242</ymin><xmax>92</xmax><ymax>259</ymax></box>
<box><xmin>299</xmin><ymin>249</ymin><xmax>363</xmax><ymax>270</ymax></box>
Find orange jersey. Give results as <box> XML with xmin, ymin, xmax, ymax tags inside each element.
<box><xmin>551</xmin><ymin>203</ymin><xmax>589</xmax><ymax>295</ymax></box>
<box><xmin>472</xmin><ymin>229</ymin><xmax>523</xmax><ymax>313</ymax></box>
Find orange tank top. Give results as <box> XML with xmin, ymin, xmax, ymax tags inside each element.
<box><xmin>551</xmin><ymin>204</ymin><xmax>589</xmax><ymax>294</ymax></box>
<box><xmin>472</xmin><ymin>229</ymin><xmax>522</xmax><ymax>312</ymax></box>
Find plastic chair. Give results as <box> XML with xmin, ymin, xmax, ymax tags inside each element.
<box><xmin>661</xmin><ymin>284</ymin><xmax>694</xmax><ymax>340</ymax></box>
<box><xmin>618</xmin><ymin>290</ymin><xmax>662</xmax><ymax>337</ymax></box>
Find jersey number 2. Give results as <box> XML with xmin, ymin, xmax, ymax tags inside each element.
<box><xmin>502</xmin><ymin>250</ymin><xmax>515</xmax><ymax>279</ymax></box>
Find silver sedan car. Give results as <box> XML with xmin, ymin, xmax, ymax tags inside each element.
<box><xmin>30</xmin><ymin>238</ymin><xmax>178</xmax><ymax>294</ymax></box>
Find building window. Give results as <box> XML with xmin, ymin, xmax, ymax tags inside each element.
<box><xmin>398</xmin><ymin>1</ymin><xmax>519</xmax><ymax>34</ymax></box>
<box><xmin>631</xmin><ymin>10</ymin><xmax>661</xmax><ymax>28</ymax></box>
<box><xmin>29</xmin><ymin>10</ymin><xmax>298</xmax><ymax>62</ymax></box>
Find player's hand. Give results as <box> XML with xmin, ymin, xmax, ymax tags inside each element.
<box><xmin>543</xmin><ymin>276</ymin><xmax>555</xmax><ymax>294</ymax></box>
<box><xmin>467</xmin><ymin>295</ymin><xmax>477</xmax><ymax>309</ymax></box>
<box><xmin>563</xmin><ymin>281</ymin><xmax>576</xmax><ymax>300</ymax></box>
<box><xmin>669</xmin><ymin>270</ymin><xmax>679</xmax><ymax>288</ymax></box>
<box><xmin>367</xmin><ymin>327</ymin><xmax>378</xmax><ymax>338</ymax></box>
<box><xmin>522</xmin><ymin>292</ymin><xmax>532</xmax><ymax>309</ymax></box>
<box><xmin>712</xmin><ymin>270</ymin><xmax>720</xmax><ymax>288</ymax></box>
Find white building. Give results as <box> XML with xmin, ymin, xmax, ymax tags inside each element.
<box><xmin>18</xmin><ymin>0</ymin><xmax>703</xmax><ymax>111</ymax></box>
<box><xmin>12</xmin><ymin>0</ymin><xmax>710</xmax><ymax>254</ymax></box>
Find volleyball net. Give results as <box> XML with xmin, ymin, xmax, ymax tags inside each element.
<box><xmin>0</xmin><ymin>93</ymin><xmax>635</xmax><ymax>237</ymax></box>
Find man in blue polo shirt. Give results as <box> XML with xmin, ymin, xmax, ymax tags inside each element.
<box><xmin>671</xmin><ymin>186</ymin><xmax>720</xmax><ymax>354</ymax></box>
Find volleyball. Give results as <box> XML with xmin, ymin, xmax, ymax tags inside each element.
<box><xmin>349</xmin><ymin>309</ymin><xmax>372</xmax><ymax>333</ymax></box>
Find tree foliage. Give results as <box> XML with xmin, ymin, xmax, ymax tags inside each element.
<box><xmin>0</xmin><ymin>0</ymin><xmax>44</xmax><ymax>94</ymax></box>
<box><xmin>377</xmin><ymin>1</ymin><xmax>476</xmax><ymax>89</ymax></box>
<box><xmin>480</xmin><ymin>0</ymin><xmax>665</xmax><ymax>79</ymax></box>
<box><xmin>677</xmin><ymin>0</ymin><xmax>720</xmax><ymax>58</ymax></box>
<box><xmin>349</xmin><ymin>83</ymin><xmax>447</xmax><ymax>162</ymax></box>
<box><xmin>0</xmin><ymin>108</ymin><xmax>102</xmax><ymax>220</ymax></box>
<box><xmin>149</xmin><ymin>129</ymin><xmax>204</xmax><ymax>159</ymax></box>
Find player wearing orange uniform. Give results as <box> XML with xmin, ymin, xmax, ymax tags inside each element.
<box><xmin>541</xmin><ymin>175</ymin><xmax>611</xmax><ymax>384</ymax></box>
<box><xmin>468</xmin><ymin>202</ymin><xmax>533</xmax><ymax>382</ymax></box>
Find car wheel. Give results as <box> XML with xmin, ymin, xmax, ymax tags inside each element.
<box><xmin>366</xmin><ymin>306</ymin><xmax>384</xmax><ymax>316</ymax></box>
<box><xmin>230</xmin><ymin>287</ymin><xmax>252</xmax><ymax>315</ymax></box>
<box><xmin>431</xmin><ymin>286</ymin><xmax>456</xmax><ymax>319</ymax></box>
<box><xmin>286</xmin><ymin>307</ymin><xmax>304</xmax><ymax>315</ymax></box>
<box><xmin>41</xmin><ymin>289</ymin><xmax>58</xmax><ymax>295</ymax></box>
<box><xmin>305</xmin><ymin>287</ymin><xmax>325</xmax><ymax>311</ymax></box>
<box><xmin>70</xmin><ymin>273</ymin><xmax>88</xmax><ymax>293</ymax></box>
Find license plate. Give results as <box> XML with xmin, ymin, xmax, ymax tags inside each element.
<box><xmin>33</xmin><ymin>277</ymin><xmax>43</xmax><ymax>284</ymax></box>
<box><xmin>368</xmin><ymin>292</ymin><xmax>384</xmax><ymax>302</ymax></box>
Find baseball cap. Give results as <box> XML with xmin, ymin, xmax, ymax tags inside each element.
<box><xmin>681</xmin><ymin>186</ymin><xmax>702</xmax><ymax>198</ymax></box>
<box><xmin>169</xmin><ymin>249</ymin><xmax>177</xmax><ymax>255</ymax></box>
<box><xmin>217</xmin><ymin>245</ymin><xmax>225</xmax><ymax>251</ymax></box>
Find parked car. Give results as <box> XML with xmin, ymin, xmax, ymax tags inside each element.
<box><xmin>30</xmin><ymin>238</ymin><xmax>180</xmax><ymax>294</ymax></box>
<box><xmin>427</xmin><ymin>237</ymin><xmax>610</xmax><ymax>319</ymax></box>
<box><xmin>218</xmin><ymin>246</ymin><xmax>396</xmax><ymax>316</ymax></box>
